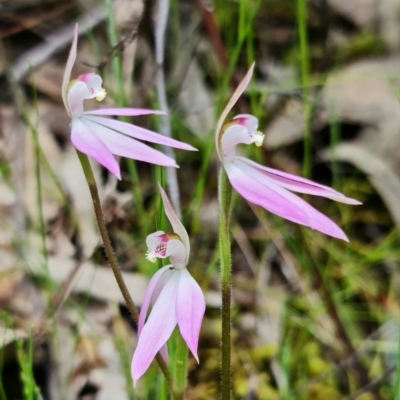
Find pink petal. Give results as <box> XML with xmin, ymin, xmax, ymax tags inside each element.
<box><xmin>83</xmin><ymin>115</ymin><xmax>196</xmax><ymax>151</ymax></box>
<box><xmin>237</xmin><ymin>157</ymin><xmax>361</xmax><ymax>205</ymax></box>
<box><xmin>70</xmin><ymin>119</ymin><xmax>120</xmax><ymax>179</ymax></box>
<box><xmin>131</xmin><ymin>271</ymin><xmax>180</xmax><ymax>384</ymax></box>
<box><xmin>225</xmin><ymin>160</ymin><xmax>308</xmax><ymax>225</ymax></box>
<box><xmin>159</xmin><ymin>185</ymin><xmax>190</xmax><ymax>262</ymax></box>
<box><xmin>220</xmin><ymin>124</ymin><xmax>252</xmax><ymax>162</ymax></box>
<box><xmin>176</xmin><ymin>270</ymin><xmax>205</xmax><ymax>362</ymax></box>
<box><xmin>233</xmin><ymin>114</ymin><xmax>258</xmax><ymax>132</ymax></box>
<box><xmin>84</xmin><ymin>108</ymin><xmax>166</xmax><ymax>117</ymax></box>
<box><xmin>226</xmin><ymin>159</ymin><xmax>349</xmax><ymax>240</ymax></box>
<box><xmin>62</xmin><ymin>24</ymin><xmax>78</xmax><ymax>115</ymax></box>
<box><xmin>77</xmin><ymin>72</ymin><xmax>102</xmax><ymax>92</ymax></box>
<box><xmin>215</xmin><ymin>63</ymin><xmax>255</xmax><ymax>159</ymax></box>
<box><xmin>159</xmin><ymin>344</ymin><xmax>169</xmax><ymax>364</ymax></box>
<box><xmin>137</xmin><ymin>265</ymin><xmax>171</xmax><ymax>335</ymax></box>
<box><xmin>81</xmin><ymin>117</ymin><xmax>178</xmax><ymax>167</ymax></box>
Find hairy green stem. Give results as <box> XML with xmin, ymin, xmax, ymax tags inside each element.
<box><xmin>76</xmin><ymin>151</ymin><xmax>177</xmax><ymax>397</ymax></box>
<box><xmin>77</xmin><ymin>151</ymin><xmax>139</xmax><ymax>319</ymax></box>
<box><xmin>219</xmin><ymin>168</ymin><xmax>233</xmax><ymax>399</ymax></box>
<box><xmin>171</xmin><ymin>329</ymin><xmax>188</xmax><ymax>399</ymax></box>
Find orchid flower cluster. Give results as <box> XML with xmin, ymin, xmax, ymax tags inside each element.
<box><xmin>131</xmin><ymin>185</ymin><xmax>205</xmax><ymax>384</ymax></box>
<box><xmin>62</xmin><ymin>26</ymin><xmax>360</xmax><ymax>389</ymax></box>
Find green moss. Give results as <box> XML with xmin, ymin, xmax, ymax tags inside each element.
<box><xmin>250</xmin><ymin>343</ymin><xmax>279</xmax><ymax>361</ymax></box>
<box><xmin>337</xmin><ymin>32</ymin><xmax>386</xmax><ymax>63</ymax></box>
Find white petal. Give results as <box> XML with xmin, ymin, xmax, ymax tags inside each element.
<box><xmin>166</xmin><ymin>239</ymin><xmax>187</xmax><ymax>269</ymax></box>
<box><xmin>131</xmin><ymin>270</ymin><xmax>180</xmax><ymax>383</ymax></box>
<box><xmin>220</xmin><ymin>124</ymin><xmax>251</xmax><ymax>162</ymax></box>
<box><xmin>62</xmin><ymin>24</ymin><xmax>78</xmax><ymax>115</ymax></box>
<box><xmin>68</xmin><ymin>81</ymin><xmax>92</xmax><ymax>119</ymax></box>
<box><xmin>215</xmin><ymin>63</ymin><xmax>255</xmax><ymax>160</ymax></box>
<box><xmin>151</xmin><ymin>267</ymin><xmax>175</xmax><ymax>306</ymax></box>
<box><xmin>137</xmin><ymin>265</ymin><xmax>171</xmax><ymax>335</ymax></box>
<box><xmin>159</xmin><ymin>185</ymin><xmax>190</xmax><ymax>264</ymax></box>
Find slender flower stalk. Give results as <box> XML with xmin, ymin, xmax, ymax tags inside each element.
<box><xmin>219</xmin><ymin>169</ymin><xmax>233</xmax><ymax>399</ymax></box>
<box><xmin>131</xmin><ymin>185</ymin><xmax>205</xmax><ymax>392</ymax></box>
<box><xmin>62</xmin><ymin>24</ymin><xmax>196</xmax><ymax>180</ymax></box>
<box><xmin>215</xmin><ymin>64</ymin><xmax>361</xmax><ymax>399</ymax></box>
<box><xmin>76</xmin><ymin>152</ymin><xmax>139</xmax><ymax>319</ymax></box>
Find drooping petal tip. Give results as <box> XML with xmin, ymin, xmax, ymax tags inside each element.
<box><xmin>225</xmin><ymin>158</ymin><xmax>353</xmax><ymax>241</ymax></box>
<box><xmin>131</xmin><ymin>271</ymin><xmax>180</xmax><ymax>383</ymax></box>
<box><xmin>176</xmin><ymin>270</ymin><xmax>205</xmax><ymax>362</ymax></box>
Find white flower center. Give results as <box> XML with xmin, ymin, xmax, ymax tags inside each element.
<box><xmin>146</xmin><ymin>242</ymin><xmax>167</xmax><ymax>263</ymax></box>
<box><xmin>94</xmin><ymin>87</ymin><xmax>107</xmax><ymax>102</ymax></box>
<box><xmin>250</xmin><ymin>130</ymin><xmax>265</xmax><ymax>147</ymax></box>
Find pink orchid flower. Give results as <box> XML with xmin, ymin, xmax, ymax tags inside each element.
<box><xmin>215</xmin><ymin>63</ymin><xmax>361</xmax><ymax>241</ymax></box>
<box><xmin>62</xmin><ymin>25</ymin><xmax>196</xmax><ymax>179</ymax></box>
<box><xmin>131</xmin><ymin>185</ymin><xmax>205</xmax><ymax>385</ymax></box>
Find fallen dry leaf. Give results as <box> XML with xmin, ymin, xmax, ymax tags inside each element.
<box><xmin>327</xmin><ymin>0</ymin><xmax>377</xmax><ymax>28</ymax></box>
<box><xmin>322</xmin><ymin>142</ymin><xmax>400</xmax><ymax>224</ymax></box>
<box><xmin>264</xmin><ymin>99</ymin><xmax>305</xmax><ymax>150</ymax></box>
<box><xmin>0</xmin><ymin>326</ymin><xmax>27</xmax><ymax>348</ymax></box>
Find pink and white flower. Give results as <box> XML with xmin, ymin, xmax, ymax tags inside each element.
<box><xmin>215</xmin><ymin>64</ymin><xmax>361</xmax><ymax>241</ymax></box>
<box><xmin>131</xmin><ymin>185</ymin><xmax>205</xmax><ymax>384</ymax></box>
<box><xmin>63</xmin><ymin>25</ymin><xmax>196</xmax><ymax>179</ymax></box>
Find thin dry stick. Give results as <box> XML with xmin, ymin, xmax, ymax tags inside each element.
<box><xmin>155</xmin><ymin>0</ymin><xmax>182</xmax><ymax>218</ymax></box>
<box><xmin>193</xmin><ymin>0</ymin><xmax>228</xmax><ymax>67</ymax></box>
<box><xmin>343</xmin><ymin>366</ymin><xmax>395</xmax><ymax>400</ymax></box>
<box><xmin>193</xmin><ymin>0</ymin><xmax>247</xmax><ymax>107</ymax></box>
<box><xmin>10</xmin><ymin>5</ymin><xmax>106</xmax><ymax>81</ymax></box>
<box><xmin>52</xmin><ymin>258</ymin><xmax>84</xmax><ymax>311</ymax></box>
